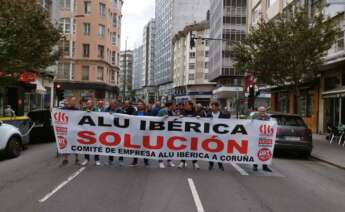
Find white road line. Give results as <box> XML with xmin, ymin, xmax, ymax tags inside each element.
<box><xmin>39</xmin><ymin>167</ymin><xmax>86</xmax><ymax>203</ymax></box>
<box><xmin>230</xmin><ymin>163</ymin><xmax>249</xmax><ymax>176</ymax></box>
<box><xmin>187</xmin><ymin>178</ymin><xmax>205</xmax><ymax>212</ymax></box>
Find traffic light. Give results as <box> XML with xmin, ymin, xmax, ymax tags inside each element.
<box><xmin>55</xmin><ymin>84</ymin><xmax>64</xmax><ymax>102</ymax></box>
<box><xmin>190</xmin><ymin>32</ymin><xmax>195</xmax><ymax>49</ymax></box>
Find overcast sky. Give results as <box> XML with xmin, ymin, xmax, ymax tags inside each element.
<box><xmin>121</xmin><ymin>0</ymin><xmax>155</xmax><ymax>50</ymax></box>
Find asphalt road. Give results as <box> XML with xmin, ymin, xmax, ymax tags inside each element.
<box><xmin>0</xmin><ymin>143</ymin><xmax>345</xmax><ymax>212</ymax></box>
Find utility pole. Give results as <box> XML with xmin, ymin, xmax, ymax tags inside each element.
<box><xmin>122</xmin><ymin>39</ymin><xmax>127</xmax><ymax>101</ymax></box>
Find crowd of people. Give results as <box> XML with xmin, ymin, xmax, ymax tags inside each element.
<box><xmin>60</xmin><ymin>97</ymin><xmax>271</xmax><ymax>172</ymax></box>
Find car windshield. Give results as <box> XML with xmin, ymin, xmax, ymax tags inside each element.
<box><xmin>271</xmin><ymin>115</ymin><xmax>305</xmax><ymax>127</ymax></box>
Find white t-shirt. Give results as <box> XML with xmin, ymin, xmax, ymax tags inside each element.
<box><xmin>212</xmin><ymin>111</ymin><xmax>220</xmax><ymax>118</ymax></box>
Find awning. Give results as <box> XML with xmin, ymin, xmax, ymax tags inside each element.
<box><xmin>322</xmin><ymin>87</ymin><xmax>345</xmax><ymax>98</ymax></box>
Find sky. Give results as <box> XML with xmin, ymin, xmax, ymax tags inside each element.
<box><xmin>121</xmin><ymin>0</ymin><xmax>155</xmax><ymax>50</ymax></box>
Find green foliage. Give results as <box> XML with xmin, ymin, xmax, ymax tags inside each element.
<box><xmin>232</xmin><ymin>5</ymin><xmax>339</xmax><ymax>89</ymax></box>
<box><xmin>0</xmin><ymin>0</ymin><xmax>61</xmax><ymax>83</ymax></box>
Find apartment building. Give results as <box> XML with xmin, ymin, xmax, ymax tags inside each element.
<box><xmin>119</xmin><ymin>50</ymin><xmax>133</xmax><ymax>100</ymax></box>
<box><xmin>154</xmin><ymin>0</ymin><xmax>210</xmax><ymax>102</ymax></box>
<box><xmin>209</xmin><ymin>0</ymin><xmax>247</xmax><ymax>114</ymax></box>
<box><xmin>132</xmin><ymin>46</ymin><xmax>144</xmax><ymax>100</ymax></box>
<box><xmin>55</xmin><ymin>0</ymin><xmax>122</xmax><ymax>104</ymax></box>
<box><xmin>248</xmin><ymin>0</ymin><xmax>345</xmax><ymax>133</ymax></box>
<box><xmin>173</xmin><ymin>21</ymin><xmax>216</xmax><ymax>105</ymax></box>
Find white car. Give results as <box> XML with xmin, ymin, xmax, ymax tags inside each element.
<box><xmin>0</xmin><ymin>120</ymin><xmax>25</xmax><ymax>158</ymax></box>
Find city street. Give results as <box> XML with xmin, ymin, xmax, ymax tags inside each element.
<box><xmin>0</xmin><ymin>143</ymin><xmax>345</xmax><ymax>212</ymax></box>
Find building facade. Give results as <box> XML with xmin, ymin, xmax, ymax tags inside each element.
<box><xmin>0</xmin><ymin>0</ymin><xmax>60</xmax><ymax>116</ymax></box>
<box><xmin>54</xmin><ymin>0</ymin><xmax>122</xmax><ymax>105</ymax></box>
<box><xmin>119</xmin><ymin>50</ymin><xmax>133</xmax><ymax>100</ymax></box>
<box><xmin>209</xmin><ymin>0</ymin><xmax>247</xmax><ymax>115</ymax></box>
<box><xmin>173</xmin><ymin>21</ymin><xmax>216</xmax><ymax>105</ymax></box>
<box><xmin>248</xmin><ymin>0</ymin><xmax>345</xmax><ymax>133</ymax></box>
<box><xmin>132</xmin><ymin>46</ymin><xmax>144</xmax><ymax>101</ymax></box>
<box><xmin>140</xmin><ymin>19</ymin><xmax>157</xmax><ymax>103</ymax></box>
<box><xmin>319</xmin><ymin>1</ymin><xmax>345</xmax><ymax>132</ymax></box>
<box><xmin>154</xmin><ymin>0</ymin><xmax>210</xmax><ymax>101</ymax></box>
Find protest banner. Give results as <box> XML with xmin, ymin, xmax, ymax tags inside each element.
<box><xmin>52</xmin><ymin>109</ymin><xmax>277</xmax><ymax>165</ymax></box>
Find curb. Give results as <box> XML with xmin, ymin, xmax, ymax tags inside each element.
<box><xmin>311</xmin><ymin>155</ymin><xmax>345</xmax><ymax>170</ymax></box>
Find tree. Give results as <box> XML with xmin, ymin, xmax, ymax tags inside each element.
<box><xmin>232</xmin><ymin>4</ymin><xmax>339</xmax><ymax>92</ymax></box>
<box><xmin>0</xmin><ymin>0</ymin><xmax>61</xmax><ymax>86</ymax></box>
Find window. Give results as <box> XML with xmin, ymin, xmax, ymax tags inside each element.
<box><xmin>112</xmin><ymin>33</ymin><xmax>117</xmax><ymax>45</ymax></box>
<box><xmin>188</xmin><ymin>73</ymin><xmax>195</xmax><ymax>80</ymax></box>
<box><xmin>111</xmin><ymin>51</ymin><xmax>116</xmax><ymax>65</ymax></box>
<box><xmin>97</xmin><ymin>45</ymin><xmax>104</xmax><ymax>58</ymax></box>
<box><xmin>59</xmin><ymin>18</ymin><xmax>71</xmax><ymax>33</ymax></box>
<box><xmin>84</xmin><ymin>1</ymin><xmax>91</xmax><ymax>14</ymax></box>
<box><xmin>83</xmin><ymin>23</ymin><xmax>91</xmax><ymax>35</ymax></box>
<box><xmin>98</xmin><ymin>24</ymin><xmax>105</xmax><ymax>37</ymax></box>
<box><xmin>205</xmin><ymin>51</ymin><xmax>209</xmax><ymax>57</ymax></box>
<box><xmin>82</xmin><ymin>65</ymin><xmax>89</xmax><ymax>80</ymax></box>
<box><xmin>57</xmin><ymin>63</ymin><xmax>70</xmax><ymax>80</ymax></box>
<box><xmin>297</xmin><ymin>91</ymin><xmax>313</xmax><ymax>117</ymax></box>
<box><xmin>224</xmin><ymin>0</ymin><xmax>246</xmax><ymax>7</ymax></box>
<box><xmin>335</xmin><ymin>31</ymin><xmax>344</xmax><ymax>52</ymax></box>
<box><xmin>113</xmin><ymin>15</ymin><xmax>117</xmax><ymax>27</ymax></box>
<box><xmin>204</xmin><ymin>73</ymin><xmax>208</xmax><ymax>79</ymax></box>
<box><xmin>60</xmin><ymin>0</ymin><xmax>71</xmax><ymax>10</ymax></box>
<box><xmin>267</xmin><ymin>0</ymin><xmax>278</xmax><ymax>8</ymax></box>
<box><xmin>205</xmin><ymin>62</ymin><xmax>208</xmax><ymax>69</ymax></box>
<box><xmin>82</xmin><ymin>44</ymin><xmax>90</xmax><ymax>57</ymax></box>
<box><xmin>99</xmin><ymin>3</ymin><xmax>106</xmax><ymax>16</ymax></box>
<box><xmin>189</xmin><ymin>52</ymin><xmax>195</xmax><ymax>58</ymax></box>
<box><xmin>62</xmin><ymin>40</ymin><xmax>70</xmax><ymax>56</ymax></box>
<box><xmin>111</xmin><ymin>70</ymin><xmax>115</xmax><ymax>83</ymax></box>
<box><xmin>72</xmin><ymin>41</ymin><xmax>75</xmax><ymax>57</ymax></box>
<box><xmin>189</xmin><ymin>63</ymin><xmax>195</xmax><ymax>70</ymax></box>
<box><xmin>97</xmin><ymin>66</ymin><xmax>104</xmax><ymax>80</ymax></box>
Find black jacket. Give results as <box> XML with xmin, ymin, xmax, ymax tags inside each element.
<box><xmin>206</xmin><ymin>111</ymin><xmax>230</xmax><ymax>119</ymax></box>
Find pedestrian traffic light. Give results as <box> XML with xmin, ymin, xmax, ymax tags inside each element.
<box><xmin>190</xmin><ymin>32</ymin><xmax>195</xmax><ymax>49</ymax></box>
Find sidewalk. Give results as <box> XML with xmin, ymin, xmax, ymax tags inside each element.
<box><xmin>312</xmin><ymin>134</ymin><xmax>345</xmax><ymax>169</ymax></box>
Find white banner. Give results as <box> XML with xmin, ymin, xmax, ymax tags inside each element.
<box><xmin>52</xmin><ymin>109</ymin><xmax>277</xmax><ymax>165</ymax></box>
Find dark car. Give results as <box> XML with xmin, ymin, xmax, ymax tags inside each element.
<box><xmin>27</xmin><ymin>109</ymin><xmax>55</xmax><ymax>143</ymax></box>
<box><xmin>250</xmin><ymin>112</ymin><xmax>313</xmax><ymax>158</ymax></box>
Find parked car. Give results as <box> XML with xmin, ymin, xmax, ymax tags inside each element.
<box><xmin>27</xmin><ymin>109</ymin><xmax>55</xmax><ymax>143</ymax></box>
<box><xmin>0</xmin><ymin>120</ymin><xmax>27</xmax><ymax>158</ymax></box>
<box><xmin>250</xmin><ymin>112</ymin><xmax>313</xmax><ymax>158</ymax></box>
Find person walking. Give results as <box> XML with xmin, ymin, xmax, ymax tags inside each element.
<box><xmin>177</xmin><ymin>101</ymin><xmax>200</xmax><ymax>169</ymax></box>
<box><xmin>206</xmin><ymin>101</ymin><xmax>230</xmax><ymax>171</ymax></box>
<box><xmin>122</xmin><ymin>100</ymin><xmax>136</xmax><ymax>115</ymax></box>
<box><xmin>82</xmin><ymin>99</ymin><xmax>102</xmax><ymax>166</ymax></box>
<box><xmin>106</xmin><ymin>100</ymin><xmax>123</xmax><ymax>166</ymax></box>
<box><xmin>61</xmin><ymin>97</ymin><xmax>80</xmax><ymax>166</ymax></box>
<box><xmin>151</xmin><ymin>101</ymin><xmax>161</xmax><ymax>116</ymax></box>
<box><xmin>157</xmin><ymin>101</ymin><xmax>176</xmax><ymax>168</ymax></box>
<box><xmin>253</xmin><ymin>106</ymin><xmax>272</xmax><ymax>172</ymax></box>
<box><xmin>130</xmin><ymin>100</ymin><xmax>149</xmax><ymax>167</ymax></box>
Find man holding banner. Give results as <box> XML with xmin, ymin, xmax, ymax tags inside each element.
<box><xmin>206</xmin><ymin>101</ymin><xmax>230</xmax><ymax>171</ymax></box>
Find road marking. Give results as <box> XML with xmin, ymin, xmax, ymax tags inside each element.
<box><xmin>230</xmin><ymin>162</ymin><xmax>249</xmax><ymax>176</ymax></box>
<box><xmin>187</xmin><ymin>178</ymin><xmax>205</xmax><ymax>212</ymax></box>
<box><xmin>39</xmin><ymin>167</ymin><xmax>86</xmax><ymax>203</ymax></box>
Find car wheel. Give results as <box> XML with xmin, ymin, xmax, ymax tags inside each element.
<box><xmin>6</xmin><ymin>136</ymin><xmax>22</xmax><ymax>158</ymax></box>
<box><xmin>301</xmin><ymin>151</ymin><xmax>311</xmax><ymax>159</ymax></box>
